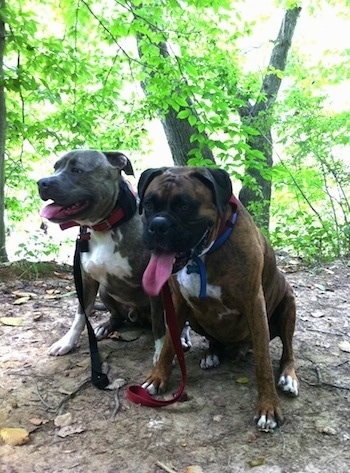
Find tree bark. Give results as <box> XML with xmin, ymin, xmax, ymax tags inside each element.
<box><xmin>137</xmin><ymin>36</ymin><xmax>215</xmax><ymax>166</ymax></box>
<box><xmin>238</xmin><ymin>7</ymin><xmax>301</xmax><ymax>231</ymax></box>
<box><xmin>0</xmin><ymin>0</ymin><xmax>8</xmax><ymax>262</ymax></box>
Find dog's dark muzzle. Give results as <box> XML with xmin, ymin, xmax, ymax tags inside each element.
<box><xmin>37</xmin><ymin>177</ymin><xmax>59</xmax><ymax>201</ymax></box>
<box><xmin>144</xmin><ymin>213</ymin><xmax>212</xmax><ymax>256</ymax></box>
<box><xmin>148</xmin><ymin>216</ymin><xmax>171</xmax><ymax>237</ymax></box>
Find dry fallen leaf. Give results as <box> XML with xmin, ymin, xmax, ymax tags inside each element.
<box><xmin>185</xmin><ymin>466</ymin><xmax>205</xmax><ymax>473</ymax></box>
<box><xmin>0</xmin><ymin>317</ymin><xmax>24</xmax><ymax>326</ymax></box>
<box><xmin>311</xmin><ymin>310</ymin><xmax>325</xmax><ymax>318</ymax></box>
<box><xmin>54</xmin><ymin>271</ymin><xmax>72</xmax><ymax>280</ymax></box>
<box><xmin>13</xmin><ymin>291</ymin><xmax>37</xmax><ymax>298</ymax></box>
<box><xmin>338</xmin><ymin>340</ymin><xmax>350</xmax><ymax>353</ymax></box>
<box><xmin>54</xmin><ymin>412</ymin><xmax>73</xmax><ymax>427</ymax></box>
<box><xmin>108</xmin><ymin>328</ymin><xmax>143</xmax><ymax>342</ymax></box>
<box><xmin>13</xmin><ymin>296</ymin><xmax>31</xmax><ymax>305</ymax></box>
<box><xmin>235</xmin><ymin>377</ymin><xmax>249</xmax><ymax>384</ymax></box>
<box><xmin>0</xmin><ymin>427</ymin><xmax>30</xmax><ymax>446</ymax></box>
<box><xmin>246</xmin><ymin>457</ymin><xmax>265</xmax><ymax>468</ymax></box>
<box><xmin>107</xmin><ymin>331</ymin><xmax>121</xmax><ymax>340</ymax></box>
<box><xmin>57</xmin><ymin>424</ymin><xmax>85</xmax><ymax>438</ymax></box>
<box><xmin>314</xmin><ymin>283</ymin><xmax>326</xmax><ymax>292</ymax></box>
<box><xmin>29</xmin><ymin>418</ymin><xmax>48</xmax><ymax>426</ymax></box>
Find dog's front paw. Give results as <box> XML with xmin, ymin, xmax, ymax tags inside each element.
<box><xmin>48</xmin><ymin>333</ymin><xmax>79</xmax><ymax>356</ymax></box>
<box><xmin>278</xmin><ymin>374</ymin><xmax>299</xmax><ymax>397</ymax></box>
<box><xmin>200</xmin><ymin>353</ymin><xmax>220</xmax><ymax>369</ymax></box>
<box><xmin>141</xmin><ymin>370</ymin><xmax>170</xmax><ymax>395</ymax></box>
<box><xmin>254</xmin><ymin>399</ymin><xmax>283</xmax><ymax>432</ymax></box>
<box><xmin>180</xmin><ymin>322</ymin><xmax>192</xmax><ymax>352</ymax></box>
<box><xmin>94</xmin><ymin>321</ymin><xmax>111</xmax><ymax>340</ymax></box>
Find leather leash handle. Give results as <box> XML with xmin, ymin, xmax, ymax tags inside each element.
<box><xmin>126</xmin><ymin>282</ymin><xmax>187</xmax><ymax>406</ymax></box>
<box><xmin>73</xmin><ymin>237</ymin><xmax>109</xmax><ymax>390</ymax></box>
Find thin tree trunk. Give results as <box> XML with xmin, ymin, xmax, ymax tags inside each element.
<box><xmin>238</xmin><ymin>6</ymin><xmax>301</xmax><ymax>231</ymax></box>
<box><xmin>0</xmin><ymin>0</ymin><xmax>8</xmax><ymax>262</ymax></box>
<box><xmin>137</xmin><ymin>36</ymin><xmax>215</xmax><ymax>166</ymax></box>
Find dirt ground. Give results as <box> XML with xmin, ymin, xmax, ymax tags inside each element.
<box><xmin>0</xmin><ymin>257</ymin><xmax>349</xmax><ymax>473</ymax></box>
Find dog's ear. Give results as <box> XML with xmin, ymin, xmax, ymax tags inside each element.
<box><xmin>137</xmin><ymin>167</ymin><xmax>168</xmax><ymax>214</ymax></box>
<box><xmin>102</xmin><ymin>151</ymin><xmax>134</xmax><ymax>176</ymax></box>
<box><xmin>192</xmin><ymin>168</ymin><xmax>232</xmax><ymax>214</ymax></box>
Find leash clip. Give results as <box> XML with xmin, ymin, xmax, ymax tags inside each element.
<box><xmin>78</xmin><ymin>226</ymin><xmax>91</xmax><ymax>252</ymax></box>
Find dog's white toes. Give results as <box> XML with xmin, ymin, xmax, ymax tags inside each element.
<box><xmin>180</xmin><ymin>323</ymin><xmax>192</xmax><ymax>350</ymax></box>
<box><xmin>256</xmin><ymin>414</ymin><xmax>277</xmax><ymax>432</ymax></box>
<box><xmin>200</xmin><ymin>354</ymin><xmax>220</xmax><ymax>369</ymax></box>
<box><xmin>48</xmin><ymin>332</ymin><xmax>80</xmax><ymax>356</ymax></box>
<box><xmin>48</xmin><ymin>341</ymin><xmax>73</xmax><ymax>356</ymax></box>
<box><xmin>142</xmin><ymin>382</ymin><xmax>158</xmax><ymax>396</ymax></box>
<box><xmin>278</xmin><ymin>375</ymin><xmax>299</xmax><ymax>397</ymax></box>
<box><xmin>94</xmin><ymin>325</ymin><xmax>109</xmax><ymax>340</ymax></box>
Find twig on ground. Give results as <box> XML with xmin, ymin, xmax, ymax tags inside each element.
<box><xmin>155</xmin><ymin>461</ymin><xmax>178</xmax><ymax>473</ymax></box>
<box><xmin>277</xmin><ymin>424</ymin><xmax>286</xmax><ymax>455</ymax></box>
<box><xmin>111</xmin><ymin>387</ymin><xmax>121</xmax><ymax>420</ymax></box>
<box><xmin>307</xmin><ymin>328</ymin><xmax>343</xmax><ymax>337</ymax></box>
<box><xmin>34</xmin><ymin>381</ymin><xmax>56</xmax><ymax>412</ymax></box>
<box><xmin>336</xmin><ymin>359</ymin><xmax>350</xmax><ymax>368</ymax></box>
<box><xmin>315</xmin><ymin>366</ymin><xmax>323</xmax><ymax>384</ymax></box>
<box><xmin>55</xmin><ymin>378</ymin><xmax>91</xmax><ymax>414</ymax></box>
<box><xmin>301</xmin><ymin>376</ymin><xmax>350</xmax><ymax>391</ymax></box>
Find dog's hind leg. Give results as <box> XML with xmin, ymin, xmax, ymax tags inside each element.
<box><xmin>273</xmin><ymin>286</ymin><xmax>299</xmax><ymax>397</ymax></box>
<box><xmin>94</xmin><ymin>287</ymin><xmax>127</xmax><ymax>339</ymax></box>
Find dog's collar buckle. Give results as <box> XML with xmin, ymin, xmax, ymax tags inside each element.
<box><xmin>78</xmin><ymin>226</ymin><xmax>91</xmax><ymax>252</ymax></box>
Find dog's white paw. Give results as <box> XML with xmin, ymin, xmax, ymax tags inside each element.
<box><xmin>141</xmin><ymin>381</ymin><xmax>158</xmax><ymax>396</ymax></box>
<box><xmin>180</xmin><ymin>323</ymin><xmax>192</xmax><ymax>351</ymax></box>
<box><xmin>48</xmin><ymin>333</ymin><xmax>79</xmax><ymax>356</ymax></box>
<box><xmin>94</xmin><ymin>323</ymin><xmax>110</xmax><ymax>340</ymax></box>
<box><xmin>255</xmin><ymin>414</ymin><xmax>278</xmax><ymax>432</ymax></box>
<box><xmin>278</xmin><ymin>375</ymin><xmax>299</xmax><ymax>397</ymax></box>
<box><xmin>200</xmin><ymin>353</ymin><xmax>220</xmax><ymax>369</ymax></box>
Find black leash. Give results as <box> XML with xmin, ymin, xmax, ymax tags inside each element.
<box><xmin>73</xmin><ymin>233</ymin><xmax>109</xmax><ymax>389</ymax></box>
<box><xmin>70</xmin><ymin>183</ymin><xmax>137</xmax><ymax>390</ymax></box>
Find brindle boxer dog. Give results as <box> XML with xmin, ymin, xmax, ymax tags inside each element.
<box><xmin>37</xmin><ymin>150</ymin><xmax>173</xmax><ymax>363</ymax></box>
<box><xmin>137</xmin><ymin>166</ymin><xmax>299</xmax><ymax>432</ymax></box>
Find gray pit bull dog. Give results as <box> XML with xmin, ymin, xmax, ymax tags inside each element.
<box><xmin>37</xmin><ymin>150</ymin><xmax>187</xmax><ymax>362</ymax></box>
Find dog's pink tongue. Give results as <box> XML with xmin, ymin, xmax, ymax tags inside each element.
<box><xmin>143</xmin><ymin>253</ymin><xmax>175</xmax><ymax>296</ymax></box>
<box><xmin>40</xmin><ymin>203</ymin><xmax>64</xmax><ymax>220</ymax></box>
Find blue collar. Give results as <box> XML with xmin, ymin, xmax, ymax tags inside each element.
<box><xmin>186</xmin><ymin>197</ymin><xmax>238</xmax><ymax>298</ymax></box>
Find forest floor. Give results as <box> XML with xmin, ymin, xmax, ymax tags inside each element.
<box><xmin>0</xmin><ymin>257</ymin><xmax>349</xmax><ymax>473</ymax></box>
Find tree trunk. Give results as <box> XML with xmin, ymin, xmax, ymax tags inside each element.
<box><xmin>137</xmin><ymin>36</ymin><xmax>215</xmax><ymax>166</ymax></box>
<box><xmin>0</xmin><ymin>0</ymin><xmax>8</xmax><ymax>262</ymax></box>
<box><xmin>238</xmin><ymin>7</ymin><xmax>301</xmax><ymax>231</ymax></box>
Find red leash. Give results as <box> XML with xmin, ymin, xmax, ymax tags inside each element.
<box><xmin>126</xmin><ymin>282</ymin><xmax>187</xmax><ymax>407</ymax></box>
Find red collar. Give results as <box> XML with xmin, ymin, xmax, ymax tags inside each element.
<box><xmin>59</xmin><ymin>205</ymin><xmax>125</xmax><ymax>231</ymax></box>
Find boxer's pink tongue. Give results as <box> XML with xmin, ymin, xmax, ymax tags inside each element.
<box><xmin>142</xmin><ymin>252</ymin><xmax>175</xmax><ymax>296</ymax></box>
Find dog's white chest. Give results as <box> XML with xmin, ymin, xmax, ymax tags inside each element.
<box><xmin>81</xmin><ymin>230</ymin><xmax>132</xmax><ymax>283</ymax></box>
<box><xmin>176</xmin><ymin>258</ymin><xmax>222</xmax><ymax>301</ymax></box>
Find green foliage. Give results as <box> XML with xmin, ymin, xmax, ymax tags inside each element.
<box><xmin>270</xmin><ymin>55</ymin><xmax>350</xmax><ymax>261</ymax></box>
<box><xmin>2</xmin><ymin>0</ymin><xmax>350</xmax><ymax>264</ymax></box>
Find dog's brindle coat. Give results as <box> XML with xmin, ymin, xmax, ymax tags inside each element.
<box><xmin>37</xmin><ymin>150</ymin><xmax>168</xmax><ymax>362</ymax></box>
<box><xmin>138</xmin><ymin>166</ymin><xmax>299</xmax><ymax>431</ymax></box>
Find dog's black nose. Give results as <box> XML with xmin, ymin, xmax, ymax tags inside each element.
<box><xmin>37</xmin><ymin>178</ymin><xmax>49</xmax><ymax>189</ymax></box>
<box><xmin>149</xmin><ymin>216</ymin><xmax>170</xmax><ymax>236</ymax></box>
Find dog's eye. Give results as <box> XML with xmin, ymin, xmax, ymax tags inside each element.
<box><xmin>71</xmin><ymin>167</ymin><xmax>83</xmax><ymax>174</ymax></box>
<box><xmin>178</xmin><ymin>203</ymin><xmax>189</xmax><ymax>213</ymax></box>
<box><xmin>142</xmin><ymin>201</ymin><xmax>153</xmax><ymax>212</ymax></box>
